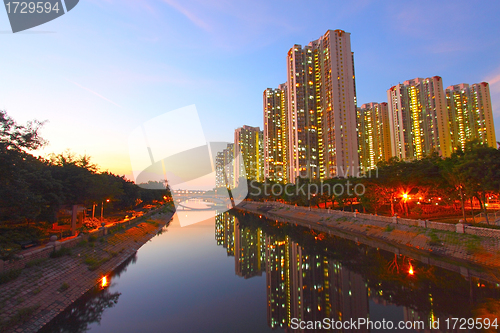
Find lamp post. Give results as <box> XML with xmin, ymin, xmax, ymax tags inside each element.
<box><xmin>402</xmin><ymin>193</ymin><xmax>409</xmax><ymax>217</ymax></box>
<box><xmin>101</xmin><ymin>199</ymin><xmax>110</xmax><ymax>222</ymax></box>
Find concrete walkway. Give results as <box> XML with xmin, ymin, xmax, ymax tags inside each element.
<box><xmin>0</xmin><ymin>212</ymin><xmax>173</xmax><ymax>333</ymax></box>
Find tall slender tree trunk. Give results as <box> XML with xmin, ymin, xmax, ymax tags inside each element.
<box><xmin>482</xmin><ymin>192</ymin><xmax>490</xmax><ymax>225</ymax></box>
<box><xmin>470</xmin><ymin>198</ymin><xmax>476</xmax><ymax>223</ymax></box>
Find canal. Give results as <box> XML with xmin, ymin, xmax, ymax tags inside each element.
<box><xmin>40</xmin><ymin>210</ymin><xmax>500</xmax><ymax>332</ymax></box>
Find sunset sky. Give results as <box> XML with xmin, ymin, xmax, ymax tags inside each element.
<box><xmin>1</xmin><ymin>0</ymin><xmax>499</xmax><ymax>182</ymax></box>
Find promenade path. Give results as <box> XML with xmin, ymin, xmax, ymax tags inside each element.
<box><xmin>0</xmin><ymin>212</ymin><xmax>173</xmax><ymax>333</ymax></box>
<box><xmin>238</xmin><ymin>202</ymin><xmax>500</xmax><ymax>273</ymax></box>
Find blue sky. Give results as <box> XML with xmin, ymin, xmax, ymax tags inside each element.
<box><xmin>1</xmin><ymin>0</ymin><xmax>499</xmax><ymax>178</ymax></box>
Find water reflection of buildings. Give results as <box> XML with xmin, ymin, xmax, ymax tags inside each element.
<box><xmin>216</xmin><ymin>213</ymin><xmax>370</xmax><ymax>332</ymax></box>
<box><xmin>216</xmin><ymin>212</ymin><xmax>266</xmax><ymax>278</ymax></box>
<box><xmin>234</xmin><ymin>217</ymin><xmax>266</xmax><ymax>279</ymax></box>
<box><xmin>215</xmin><ymin>213</ymin><xmax>235</xmax><ymax>256</ymax></box>
<box><xmin>216</xmin><ymin>213</ymin><xmax>500</xmax><ymax>333</ymax></box>
<box><xmin>265</xmin><ymin>235</ymin><xmax>369</xmax><ymax>332</ymax></box>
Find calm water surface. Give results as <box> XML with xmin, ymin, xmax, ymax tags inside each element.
<box><xmin>40</xmin><ymin>210</ymin><xmax>500</xmax><ymax>332</ymax></box>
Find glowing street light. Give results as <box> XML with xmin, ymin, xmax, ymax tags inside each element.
<box><xmin>101</xmin><ymin>199</ymin><xmax>110</xmax><ymax>222</ymax></box>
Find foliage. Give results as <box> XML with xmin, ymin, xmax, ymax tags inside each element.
<box><xmin>0</xmin><ymin>226</ymin><xmax>47</xmax><ymax>259</ymax></box>
<box><xmin>0</xmin><ymin>268</ymin><xmax>22</xmax><ymax>285</ymax></box>
<box><xmin>0</xmin><ymin>304</ymin><xmax>40</xmax><ymax>330</ymax></box>
<box><xmin>83</xmin><ymin>256</ymin><xmax>109</xmax><ymax>271</ymax></box>
<box><xmin>82</xmin><ymin>219</ymin><xmax>101</xmax><ymax>231</ymax></box>
<box><xmin>58</xmin><ymin>282</ymin><xmax>70</xmax><ymax>292</ymax></box>
<box><xmin>49</xmin><ymin>247</ymin><xmax>72</xmax><ymax>258</ymax></box>
<box><xmin>0</xmin><ymin>110</ymin><xmax>173</xmax><ymax>228</ymax></box>
<box><xmin>25</xmin><ymin>258</ymin><xmax>47</xmax><ymax>268</ymax></box>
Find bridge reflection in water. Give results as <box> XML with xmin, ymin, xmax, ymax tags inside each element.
<box><xmin>175</xmin><ymin>197</ymin><xmax>228</xmax><ymax>211</ymax></box>
<box><xmin>217</xmin><ymin>211</ymin><xmax>500</xmax><ymax>333</ymax></box>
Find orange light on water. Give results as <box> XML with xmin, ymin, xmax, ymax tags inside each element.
<box><xmin>409</xmin><ymin>264</ymin><xmax>414</xmax><ymax>276</ymax></box>
<box><xmin>101</xmin><ymin>276</ymin><xmax>108</xmax><ymax>288</ymax></box>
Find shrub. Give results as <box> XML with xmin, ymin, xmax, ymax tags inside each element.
<box><xmin>0</xmin><ymin>304</ymin><xmax>40</xmax><ymax>330</ymax></box>
<box><xmin>80</xmin><ymin>218</ymin><xmax>101</xmax><ymax>231</ymax></box>
<box><xmin>83</xmin><ymin>256</ymin><xmax>109</xmax><ymax>271</ymax></box>
<box><xmin>25</xmin><ymin>258</ymin><xmax>47</xmax><ymax>268</ymax></box>
<box><xmin>58</xmin><ymin>282</ymin><xmax>69</xmax><ymax>292</ymax></box>
<box><xmin>49</xmin><ymin>247</ymin><xmax>72</xmax><ymax>258</ymax></box>
<box><xmin>0</xmin><ymin>269</ymin><xmax>22</xmax><ymax>285</ymax></box>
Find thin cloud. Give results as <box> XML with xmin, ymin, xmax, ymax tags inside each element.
<box><xmin>484</xmin><ymin>68</ymin><xmax>500</xmax><ymax>119</ymax></box>
<box><xmin>66</xmin><ymin>79</ymin><xmax>123</xmax><ymax>108</ymax></box>
<box><xmin>161</xmin><ymin>0</ymin><xmax>211</xmax><ymax>32</ymax></box>
<box><xmin>487</xmin><ymin>71</ymin><xmax>500</xmax><ymax>88</ymax></box>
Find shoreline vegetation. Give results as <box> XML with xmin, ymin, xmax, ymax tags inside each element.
<box><xmin>236</xmin><ymin>202</ymin><xmax>500</xmax><ymax>279</ymax></box>
<box><xmin>0</xmin><ymin>206</ymin><xmax>174</xmax><ymax>333</ymax></box>
<box><xmin>0</xmin><ymin>110</ymin><xmax>173</xmax><ymax>261</ymax></box>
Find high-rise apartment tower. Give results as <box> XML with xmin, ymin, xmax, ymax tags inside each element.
<box><xmin>286</xmin><ymin>29</ymin><xmax>359</xmax><ymax>181</ymax></box>
<box><xmin>263</xmin><ymin>84</ymin><xmax>289</xmax><ymax>183</ymax></box>
<box><xmin>387</xmin><ymin>77</ymin><xmax>451</xmax><ymax>160</ymax></box>
<box><xmin>446</xmin><ymin>82</ymin><xmax>496</xmax><ymax>151</ymax></box>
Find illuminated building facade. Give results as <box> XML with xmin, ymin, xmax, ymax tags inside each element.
<box><xmin>215</xmin><ymin>151</ymin><xmax>225</xmax><ymax>189</ymax></box>
<box><xmin>234</xmin><ymin>125</ymin><xmax>264</xmax><ymax>186</ymax></box>
<box><xmin>215</xmin><ymin>143</ymin><xmax>234</xmax><ymax>189</ymax></box>
<box><xmin>446</xmin><ymin>82</ymin><xmax>496</xmax><ymax>151</ymax></box>
<box><xmin>286</xmin><ymin>29</ymin><xmax>359</xmax><ymax>181</ymax></box>
<box><xmin>387</xmin><ymin>77</ymin><xmax>452</xmax><ymax>160</ymax></box>
<box><xmin>357</xmin><ymin>102</ymin><xmax>392</xmax><ymax>170</ymax></box>
<box><xmin>263</xmin><ymin>84</ymin><xmax>289</xmax><ymax>183</ymax></box>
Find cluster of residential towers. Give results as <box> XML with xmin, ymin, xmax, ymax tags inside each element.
<box><xmin>216</xmin><ymin>29</ymin><xmax>496</xmax><ymax>188</ymax></box>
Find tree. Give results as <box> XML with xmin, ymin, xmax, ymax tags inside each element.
<box><xmin>454</xmin><ymin>142</ymin><xmax>500</xmax><ymax>224</ymax></box>
<box><xmin>0</xmin><ymin>110</ymin><xmax>46</xmax><ymax>152</ymax></box>
<box><xmin>0</xmin><ymin>111</ymin><xmax>54</xmax><ymax>223</ymax></box>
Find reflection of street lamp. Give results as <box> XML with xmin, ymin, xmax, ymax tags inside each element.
<box><xmin>101</xmin><ymin>199</ymin><xmax>110</xmax><ymax>222</ymax></box>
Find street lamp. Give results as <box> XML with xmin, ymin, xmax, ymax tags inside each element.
<box><xmin>101</xmin><ymin>199</ymin><xmax>110</xmax><ymax>222</ymax></box>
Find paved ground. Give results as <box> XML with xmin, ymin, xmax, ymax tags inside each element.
<box><xmin>239</xmin><ymin>202</ymin><xmax>500</xmax><ymax>269</ymax></box>
<box><xmin>0</xmin><ymin>212</ymin><xmax>173</xmax><ymax>333</ymax></box>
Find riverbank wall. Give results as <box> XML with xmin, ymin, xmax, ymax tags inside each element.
<box><xmin>236</xmin><ymin>201</ymin><xmax>500</xmax><ymax>282</ymax></box>
<box><xmin>0</xmin><ymin>209</ymin><xmax>174</xmax><ymax>333</ymax></box>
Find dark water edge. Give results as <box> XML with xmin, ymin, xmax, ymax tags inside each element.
<box><xmin>38</xmin><ymin>211</ymin><xmax>500</xmax><ymax>333</ymax></box>
<box><xmin>38</xmin><ymin>253</ymin><xmax>139</xmax><ymax>333</ymax></box>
